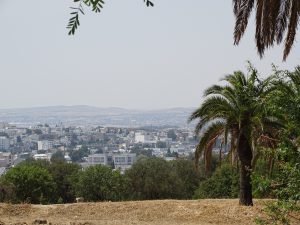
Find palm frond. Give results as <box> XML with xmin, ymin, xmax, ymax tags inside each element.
<box><xmin>204</xmin><ymin>85</ymin><xmax>240</xmax><ymax>109</ymax></box>
<box><xmin>233</xmin><ymin>0</ymin><xmax>300</xmax><ymax>60</ymax></box>
<box><xmin>194</xmin><ymin>121</ymin><xmax>225</xmax><ymax>171</ymax></box>
<box><xmin>223</xmin><ymin>71</ymin><xmax>247</xmax><ymax>88</ymax></box>
<box><xmin>193</xmin><ymin>117</ymin><xmax>224</xmax><ymax>135</ymax></box>
<box><xmin>189</xmin><ymin>96</ymin><xmax>234</xmax><ymax>123</ymax></box>
<box><xmin>234</xmin><ymin>0</ymin><xmax>255</xmax><ymax>44</ymax></box>
<box><xmin>283</xmin><ymin>0</ymin><xmax>300</xmax><ymax>60</ymax></box>
<box><xmin>255</xmin><ymin>0</ymin><xmax>264</xmax><ymax>56</ymax></box>
<box><xmin>275</xmin><ymin>0</ymin><xmax>291</xmax><ymax>44</ymax></box>
<box><xmin>144</xmin><ymin>0</ymin><xmax>154</xmax><ymax>7</ymax></box>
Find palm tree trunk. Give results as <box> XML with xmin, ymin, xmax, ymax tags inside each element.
<box><xmin>219</xmin><ymin>141</ymin><xmax>223</xmax><ymax>167</ymax></box>
<box><xmin>237</xmin><ymin>132</ymin><xmax>253</xmax><ymax>206</ymax></box>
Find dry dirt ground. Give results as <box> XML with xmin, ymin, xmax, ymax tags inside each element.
<box><xmin>0</xmin><ymin>199</ymin><xmax>296</xmax><ymax>225</ymax></box>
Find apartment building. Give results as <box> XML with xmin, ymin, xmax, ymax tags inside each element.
<box><xmin>37</xmin><ymin>140</ymin><xmax>53</xmax><ymax>151</ymax></box>
<box><xmin>84</xmin><ymin>152</ymin><xmax>136</xmax><ymax>173</ymax></box>
<box><xmin>0</xmin><ymin>137</ymin><xmax>9</xmax><ymax>150</ymax></box>
<box><xmin>0</xmin><ymin>152</ymin><xmax>12</xmax><ymax>167</ymax></box>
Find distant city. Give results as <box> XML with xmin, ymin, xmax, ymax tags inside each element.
<box><xmin>0</xmin><ymin>106</ymin><xmax>210</xmax><ymax>176</ymax></box>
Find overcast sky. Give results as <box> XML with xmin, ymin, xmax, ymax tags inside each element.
<box><xmin>0</xmin><ymin>1</ymin><xmax>299</xmax><ymax>110</ymax></box>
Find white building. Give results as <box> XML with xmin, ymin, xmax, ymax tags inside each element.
<box><xmin>33</xmin><ymin>153</ymin><xmax>51</xmax><ymax>161</ymax></box>
<box><xmin>87</xmin><ymin>153</ymin><xmax>107</xmax><ymax>166</ymax></box>
<box><xmin>37</xmin><ymin>140</ymin><xmax>53</xmax><ymax>151</ymax></box>
<box><xmin>84</xmin><ymin>152</ymin><xmax>136</xmax><ymax>173</ymax></box>
<box><xmin>159</xmin><ymin>137</ymin><xmax>172</xmax><ymax>144</ymax></box>
<box><xmin>113</xmin><ymin>153</ymin><xmax>136</xmax><ymax>171</ymax></box>
<box><xmin>0</xmin><ymin>137</ymin><xmax>9</xmax><ymax>150</ymax></box>
<box><xmin>135</xmin><ymin>132</ymin><xmax>152</xmax><ymax>143</ymax></box>
<box><xmin>0</xmin><ymin>152</ymin><xmax>12</xmax><ymax>167</ymax></box>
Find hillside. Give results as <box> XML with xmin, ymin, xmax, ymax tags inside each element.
<box><xmin>0</xmin><ymin>105</ymin><xmax>195</xmax><ymax>127</ymax></box>
<box><xmin>0</xmin><ymin>199</ymin><xmax>288</xmax><ymax>225</ymax></box>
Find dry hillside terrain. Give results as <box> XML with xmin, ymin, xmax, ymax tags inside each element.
<box><xmin>0</xmin><ymin>199</ymin><xmax>297</xmax><ymax>225</ymax></box>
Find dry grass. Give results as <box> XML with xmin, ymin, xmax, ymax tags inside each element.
<box><xmin>0</xmin><ymin>199</ymin><xmax>288</xmax><ymax>225</ymax></box>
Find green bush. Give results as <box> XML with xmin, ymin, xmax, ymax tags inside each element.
<box><xmin>193</xmin><ymin>164</ymin><xmax>239</xmax><ymax>199</ymax></box>
<box><xmin>48</xmin><ymin>162</ymin><xmax>81</xmax><ymax>203</ymax></box>
<box><xmin>252</xmin><ymin>157</ymin><xmax>276</xmax><ymax>199</ymax></box>
<box><xmin>18</xmin><ymin>159</ymin><xmax>81</xmax><ymax>203</ymax></box>
<box><xmin>3</xmin><ymin>165</ymin><xmax>56</xmax><ymax>204</ymax></box>
<box><xmin>125</xmin><ymin>158</ymin><xmax>185</xmax><ymax>200</ymax></box>
<box><xmin>76</xmin><ymin>165</ymin><xmax>127</xmax><ymax>202</ymax></box>
<box><xmin>0</xmin><ymin>178</ymin><xmax>16</xmax><ymax>203</ymax></box>
<box><xmin>255</xmin><ymin>145</ymin><xmax>300</xmax><ymax>225</ymax></box>
<box><xmin>169</xmin><ymin>159</ymin><xmax>203</xmax><ymax>199</ymax></box>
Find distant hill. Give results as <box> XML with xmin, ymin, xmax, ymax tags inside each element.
<box><xmin>0</xmin><ymin>105</ymin><xmax>196</xmax><ymax>127</ymax></box>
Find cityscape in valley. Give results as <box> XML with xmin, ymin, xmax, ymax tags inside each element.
<box><xmin>1</xmin><ymin>1</ymin><xmax>300</xmax><ymax>224</ymax></box>
<box><xmin>0</xmin><ymin>106</ymin><xmax>212</xmax><ymax>175</ymax></box>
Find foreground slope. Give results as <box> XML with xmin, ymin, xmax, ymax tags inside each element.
<box><xmin>0</xmin><ymin>199</ymin><xmax>286</xmax><ymax>225</ymax></box>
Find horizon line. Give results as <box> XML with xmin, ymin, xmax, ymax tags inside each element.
<box><xmin>0</xmin><ymin>104</ymin><xmax>197</xmax><ymax>111</ymax></box>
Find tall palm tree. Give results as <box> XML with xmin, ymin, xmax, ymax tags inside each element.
<box><xmin>189</xmin><ymin>66</ymin><xmax>280</xmax><ymax>206</ymax></box>
<box><xmin>233</xmin><ymin>0</ymin><xmax>300</xmax><ymax>60</ymax></box>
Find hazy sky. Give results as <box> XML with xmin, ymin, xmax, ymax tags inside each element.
<box><xmin>0</xmin><ymin>1</ymin><xmax>299</xmax><ymax>110</ymax></box>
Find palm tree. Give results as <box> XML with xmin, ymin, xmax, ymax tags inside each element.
<box><xmin>274</xmin><ymin>67</ymin><xmax>300</xmax><ymax>146</ymax></box>
<box><xmin>286</xmin><ymin>69</ymin><xmax>300</xmax><ymax>144</ymax></box>
<box><xmin>233</xmin><ymin>0</ymin><xmax>300</xmax><ymax>60</ymax></box>
<box><xmin>189</xmin><ymin>66</ymin><xmax>280</xmax><ymax>206</ymax></box>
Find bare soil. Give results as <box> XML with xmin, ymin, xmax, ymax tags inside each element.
<box><xmin>0</xmin><ymin>199</ymin><xmax>295</xmax><ymax>225</ymax></box>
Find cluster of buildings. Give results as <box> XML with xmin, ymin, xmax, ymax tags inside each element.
<box><xmin>0</xmin><ymin>122</ymin><xmax>200</xmax><ymax>175</ymax></box>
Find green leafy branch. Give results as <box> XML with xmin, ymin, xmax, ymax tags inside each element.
<box><xmin>83</xmin><ymin>0</ymin><xmax>105</xmax><ymax>13</ymax></box>
<box><xmin>67</xmin><ymin>1</ymin><xmax>85</xmax><ymax>35</ymax></box>
<box><xmin>144</xmin><ymin>0</ymin><xmax>154</xmax><ymax>7</ymax></box>
<box><xmin>67</xmin><ymin>0</ymin><xmax>154</xmax><ymax>35</ymax></box>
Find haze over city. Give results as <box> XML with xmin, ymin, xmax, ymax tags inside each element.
<box><xmin>0</xmin><ymin>0</ymin><xmax>299</xmax><ymax>110</ymax></box>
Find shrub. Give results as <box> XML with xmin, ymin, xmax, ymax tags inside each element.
<box><xmin>3</xmin><ymin>165</ymin><xmax>56</xmax><ymax>204</ymax></box>
<box><xmin>0</xmin><ymin>178</ymin><xmax>16</xmax><ymax>203</ymax></box>
<box><xmin>76</xmin><ymin>165</ymin><xmax>127</xmax><ymax>202</ymax></box>
<box><xmin>169</xmin><ymin>159</ymin><xmax>203</xmax><ymax>199</ymax></box>
<box><xmin>125</xmin><ymin>158</ymin><xmax>184</xmax><ymax>200</ymax></box>
<box><xmin>193</xmin><ymin>164</ymin><xmax>238</xmax><ymax>199</ymax></box>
